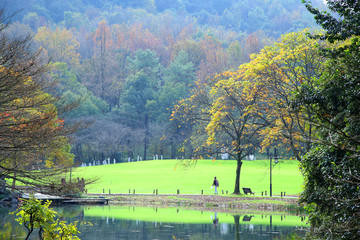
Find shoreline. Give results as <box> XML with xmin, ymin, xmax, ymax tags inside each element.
<box><xmin>87</xmin><ymin>193</ymin><xmax>303</xmax><ymax>214</ymax></box>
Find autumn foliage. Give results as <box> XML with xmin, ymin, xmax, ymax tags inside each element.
<box><xmin>0</xmin><ymin>11</ymin><xmax>76</xmax><ymax>193</ymax></box>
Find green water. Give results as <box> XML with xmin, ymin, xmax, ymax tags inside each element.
<box><xmin>0</xmin><ymin>205</ymin><xmax>309</xmax><ymax>239</ymax></box>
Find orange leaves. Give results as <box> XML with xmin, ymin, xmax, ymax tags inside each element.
<box><xmin>114</xmin><ymin>23</ymin><xmax>164</xmax><ymax>57</ymax></box>
<box><xmin>93</xmin><ymin>20</ymin><xmax>114</xmax><ymax>54</ymax></box>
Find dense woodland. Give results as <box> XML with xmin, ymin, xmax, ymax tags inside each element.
<box><xmin>1</xmin><ymin>0</ymin><xmax>324</xmax><ymax>163</ymax></box>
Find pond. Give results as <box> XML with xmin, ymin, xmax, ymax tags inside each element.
<box><xmin>0</xmin><ymin>205</ymin><xmax>309</xmax><ymax>239</ymax></box>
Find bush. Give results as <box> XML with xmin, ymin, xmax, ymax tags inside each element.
<box><xmin>11</xmin><ymin>197</ymin><xmax>80</xmax><ymax>240</ymax></box>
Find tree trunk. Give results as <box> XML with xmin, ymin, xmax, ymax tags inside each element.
<box><xmin>0</xmin><ymin>176</ymin><xmax>6</xmax><ymax>194</ymax></box>
<box><xmin>170</xmin><ymin>139</ymin><xmax>176</xmax><ymax>159</ymax></box>
<box><xmin>143</xmin><ymin>137</ymin><xmax>147</xmax><ymax>161</ymax></box>
<box><xmin>12</xmin><ymin>174</ymin><xmax>16</xmax><ymax>193</ymax></box>
<box><xmin>233</xmin><ymin>158</ymin><xmax>242</xmax><ymax>194</ymax></box>
<box><xmin>25</xmin><ymin>224</ymin><xmax>33</xmax><ymax>240</ymax></box>
<box><xmin>307</xmin><ymin>120</ymin><xmax>312</xmax><ymax>152</ymax></box>
<box><xmin>233</xmin><ymin>215</ymin><xmax>240</xmax><ymax>240</ymax></box>
<box><xmin>38</xmin><ymin>226</ymin><xmax>44</xmax><ymax>240</ymax></box>
<box><xmin>234</xmin><ymin>149</ymin><xmax>243</xmax><ymax>194</ymax></box>
<box><xmin>143</xmin><ymin>115</ymin><xmax>149</xmax><ymax>160</ymax></box>
<box><xmin>100</xmin><ymin>26</ymin><xmax>106</xmax><ymax>100</ymax></box>
<box><xmin>75</xmin><ymin>144</ymin><xmax>83</xmax><ymax>163</ymax></box>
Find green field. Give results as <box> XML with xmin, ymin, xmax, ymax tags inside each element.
<box><xmin>73</xmin><ymin>159</ymin><xmax>304</xmax><ymax>195</ymax></box>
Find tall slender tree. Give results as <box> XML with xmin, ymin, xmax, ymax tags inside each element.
<box><xmin>93</xmin><ymin>20</ymin><xmax>113</xmax><ymax>100</ymax></box>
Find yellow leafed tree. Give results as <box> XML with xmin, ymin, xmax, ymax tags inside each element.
<box><xmin>240</xmin><ymin>29</ymin><xmax>330</xmax><ymax>160</ymax></box>
<box><xmin>172</xmin><ymin>70</ymin><xmax>268</xmax><ymax>194</ymax></box>
<box><xmin>35</xmin><ymin>26</ymin><xmax>80</xmax><ymax>67</ymax></box>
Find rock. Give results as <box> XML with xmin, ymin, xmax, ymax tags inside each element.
<box><xmin>0</xmin><ymin>193</ymin><xmax>21</xmax><ymax>206</ymax></box>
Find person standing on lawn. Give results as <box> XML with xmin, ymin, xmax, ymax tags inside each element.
<box><xmin>212</xmin><ymin>177</ymin><xmax>219</xmax><ymax>194</ymax></box>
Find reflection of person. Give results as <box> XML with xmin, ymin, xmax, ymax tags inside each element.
<box><xmin>211</xmin><ymin>212</ymin><xmax>219</xmax><ymax>227</ymax></box>
<box><xmin>212</xmin><ymin>177</ymin><xmax>219</xmax><ymax>194</ymax></box>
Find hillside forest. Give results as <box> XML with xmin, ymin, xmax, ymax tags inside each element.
<box><xmin>2</xmin><ymin>0</ymin><xmax>325</xmax><ymax>164</ymax></box>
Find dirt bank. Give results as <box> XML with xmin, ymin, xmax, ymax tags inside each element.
<box><xmin>87</xmin><ymin>193</ymin><xmax>301</xmax><ymax>213</ymax></box>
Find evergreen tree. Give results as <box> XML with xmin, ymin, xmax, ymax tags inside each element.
<box><xmin>114</xmin><ymin>49</ymin><xmax>161</xmax><ymax>160</ymax></box>
<box><xmin>298</xmin><ymin>1</ymin><xmax>360</xmax><ymax>238</ymax></box>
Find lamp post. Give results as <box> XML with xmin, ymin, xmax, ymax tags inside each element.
<box><xmin>270</xmin><ymin>150</ymin><xmax>279</xmax><ymax>197</ymax></box>
<box><xmin>270</xmin><ymin>154</ymin><xmax>273</xmax><ymax>197</ymax></box>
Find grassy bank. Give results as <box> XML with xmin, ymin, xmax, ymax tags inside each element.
<box><xmin>73</xmin><ymin>159</ymin><xmax>303</xmax><ymax>196</ymax></box>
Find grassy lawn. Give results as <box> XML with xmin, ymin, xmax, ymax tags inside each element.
<box><xmin>72</xmin><ymin>159</ymin><xmax>303</xmax><ymax>196</ymax></box>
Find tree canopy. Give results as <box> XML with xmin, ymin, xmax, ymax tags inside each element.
<box><xmin>240</xmin><ymin>29</ymin><xmax>330</xmax><ymax>160</ymax></box>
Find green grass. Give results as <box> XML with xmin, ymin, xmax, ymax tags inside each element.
<box><xmin>72</xmin><ymin>159</ymin><xmax>303</xmax><ymax>195</ymax></box>
<box><xmin>83</xmin><ymin>205</ymin><xmax>308</xmax><ymax>226</ymax></box>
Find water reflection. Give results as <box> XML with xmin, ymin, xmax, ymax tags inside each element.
<box><xmin>211</xmin><ymin>212</ymin><xmax>219</xmax><ymax>228</ymax></box>
<box><xmin>0</xmin><ymin>205</ymin><xmax>309</xmax><ymax>240</ymax></box>
<box><xmin>242</xmin><ymin>215</ymin><xmax>254</xmax><ymax>222</ymax></box>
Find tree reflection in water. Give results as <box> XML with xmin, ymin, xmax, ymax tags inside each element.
<box><xmin>0</xmin><ymin>205</ymin><xmax>309</xmax><ymax>240</ymax></box>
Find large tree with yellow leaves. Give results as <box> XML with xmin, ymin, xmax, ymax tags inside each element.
<box><xmin>172</xmin><ymin>30</ymin><xmax>328</xmax><ymax>194</ymax></box>
<box><xmin>172</xmin><ymin>71</ymin><xmax>267</xmax><ymax>194</ymax></box>
<box><xmin>240</xmin><ymin>29</ymin><xmax>330</xmax><ymax>160</ymax></box>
